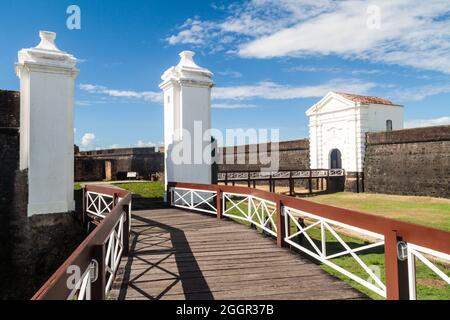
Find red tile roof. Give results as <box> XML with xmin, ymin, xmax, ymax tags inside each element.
<box><xmin>336</xmin><ymin>92</ymin><xmax>402</xmax><ymax>106</ymax></box>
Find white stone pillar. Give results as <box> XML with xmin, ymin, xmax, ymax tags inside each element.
<box><xmin>160</xmin><ymin>51</ymin><xmax>214</xmax><ymax>192</ymax></box>
<box><xmin>16</xmin><ymin>31</ymin><xmax>79</xmax><ymax>216</ymax></box>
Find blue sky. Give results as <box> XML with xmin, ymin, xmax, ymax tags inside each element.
<box><xmin>1</xmin><ymin>0</ymin><xmax>449</xmax><ymax>150</ymax></box>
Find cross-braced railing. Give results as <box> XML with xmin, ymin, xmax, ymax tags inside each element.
<box><xmin>219</xmin><ymin>169</ymin><xmax>345</xmax><ymax>182</ymax></box>
<box><xmin>222</xmin><ymin>192</ymin><xmax>277</xmax><ymax>237</ymax></box>
<box><xmin>407</xmin><ymin>243</ymin><xmax>450</xmax><ymax>300</ymax></box>
<box><xmin>104</xmin><ymin>211</ymin><xmax>126</xmax><ymax>295</ymax></box>
<box><xmin>168</xmin><ymin>182</ymin><xmax>450</xmax><ymax>300</ymax></box>
<box><xmin>32</xmin><ymin>185</ymin><xmax>132</xmax><ymax>301</ymax></box>
<box><xmin>284</xmin><ymin>207</ymin><xmax>386</xmax><ymax>297</ymax></box>
<box><xmin>86</xmin><ymin>191</ymin><xmax>116</xmax><ymax>219</ymax></box>
<box><xmin>171</xmin><ymin>187</ymin><xmax>217</xmax><ymax>215</ymax></box>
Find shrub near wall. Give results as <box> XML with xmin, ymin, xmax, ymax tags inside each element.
<box><xmin>365</xmin><ymin>126</ymin><xmax>450</xmax><ymax>198</ymax></box>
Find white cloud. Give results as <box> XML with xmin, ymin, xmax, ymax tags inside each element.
<box><xmin>168</xmin><ymin>0</ymin><xmax>450</xmax><ymax>74</ymax></box>
<box><xmin>213</xmin><ymin>79</ymin><xmax>375</xmax><ymax>100</ymax></box>
<box><xmin>79</xmin><ymin>79</ymin><xmax>374</xmax><ymax>105</ymax></box>
<box><xmin>81</xmin><ymin>133</ymin><xmax>96</xmax><ymax>147</ymax></box>
<box><xmin>166</xmin><ymin>19</ymin><xmax>221</xmax><ymax>46</ymax></box>
<box><xmin>241</xmin><ymin>1</ymin><xmax>450</xmax><ymax>74</ymax></box>
<box><xmin>286</xmin><ymin>66</ymin><xmax>387</xmax><ymax>76</ymax></box>
<box><xmin>165</xmin><ymin>0</ymin><xmax>309</xmax><ymax>47</ymax></box>
<box><xmin>350</xmin><ymin>69</ymin><xmax>384</xmax><ymax>76</ymax></box>
<box><xmin>109</xmin><ymin>144</ymin><xmax>121</xmax><ymax>149</ymax></box>
<box><xmin>405</xmin><ymin>117</ymin><xmax>450</xmax><ymax>128</ymax></box>
<box><xmin>389</xmin><ymin>84</ymin><xmax>450</xmax><ymax>102</ymax></box>
<box><xmin>213</xmin><ymin>103</ymin><xmax>258</xmax><ymax>109</ymax></box>
<box><xmin>79</xmin><ymin>84</ymin><xmax>162</xmax><ymax>103</ymax></box>
<box><xmin>75</xmin><ymin>100</ymin><xmax>94</xmax><ymax>107</ymax></box>
<box><xmin>286</xmin><ymin>66</ymin><xmax>341</xmax><ymax>73</ymax></box>
<box><xmin>218</xmin><ymin>69</ymin><xmax>243</xmax><ymax>78</ymax></box>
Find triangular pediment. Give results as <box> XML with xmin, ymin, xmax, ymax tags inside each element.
<box><xmin>306</xmin><ymin>92</ymin><xmax>356</xmax><ymax>116</ymax></box>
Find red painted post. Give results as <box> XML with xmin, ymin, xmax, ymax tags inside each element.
<box><xmin>276</xmin><ymin>197</ymin><xmax>287</xmax><ymax>248</ymax></box>
<box><xmin>122</xmin><ymin>204</ymin><xmax>130</xmax><ymax>256</ymax></box>
<box><xmin>308</xmin><ymin>177</ymin><xmax>313</xmax><ymax>195</ymax></box>
<box><xmin>385</xmin><ymin>230</ymin><xmax>410</xmax><ymax>300</ymax></box>
<box><xmin>167</xmin><ymin>186</ymin><xmax>172</xmax><ymax>206</ymax></box>
<box><xmin>82</xmin><ymin>187</ymin><xmax>86</xmax><ymax>225</ymax></box>
<box><xmin>113</xmin><ymin>192</ymin><xmax>119</xmax><ymax>208</ymax></box>
<box><xmin>216</xmin><ymin>185</ymin><xmax>222</xmax><ymax>221</ymax></box>
<box><xmin>91</xmin><ymin>244</ymin><xmax>106</xmax><ymax>300</ymax></box>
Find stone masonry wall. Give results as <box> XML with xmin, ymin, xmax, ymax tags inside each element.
<box><xmin>75</xmin><ymin>148</ymin><xmax>164</xmax><ymax>181</ymax></box>
<box><xmin>218</xmin><ymin>139</ymin><xmax>310</xmax><ymax>172</ymax></box>
<box><xmin>0</xmin><ymin>90</ymin><xmax>84</xmax><ymax>299</ymax></box>
<box><xmin>365</xmin><ymin>125</ymin><xmax>450</xmax><ymax>198</ymax></box>
<box><xmin>0</xmin><ymin>90</ymin><xmax>22</xmax><ymax>290</ymax></box>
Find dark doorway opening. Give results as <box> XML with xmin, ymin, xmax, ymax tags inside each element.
<box><xmin>330</xmin><ymin>149</ymin><xmax>342</xmax><ymax>169</ymax></box>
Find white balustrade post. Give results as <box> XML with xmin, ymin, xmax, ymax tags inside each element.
<box><xmin>16</xmin><ymin>31</ymin><xmax>79</xmax><ymax>216</ymax></box>
<box><xmin>160</xmin><ymin>51</ymin><xmax>214</xmax><ymax>201</ymax></box>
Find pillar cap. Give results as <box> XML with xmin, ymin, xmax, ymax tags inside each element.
<box><xmin>36</xmin><ymin>31</ymin><xmax>59</xmax><ymax>51</ymax></box>
<box><xmin>160</xmin><ymin>51</ymin><xmax>214</xmax><ymax>89</ymax></box>
<box><xmin>17</xmin><ymin>30</ymin><xmax>78</xmax><ymax>70</ymax></box>
<box><xmin>178</xmin><ymin>51</ymin><xmax>199</xmax><ymax>69</ymax></box>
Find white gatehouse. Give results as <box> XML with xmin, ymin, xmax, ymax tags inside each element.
<box><xmin>307</xmin><ymin>91</ymin><xmax>404</xmax><ymax>179</ymax></box>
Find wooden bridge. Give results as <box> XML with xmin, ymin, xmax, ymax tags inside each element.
<box><xmin>32</xmin><ymin>184</ymin><xmax>450</xmax><ymax>300</ymax></box>
<box><xmin>108</xmin><ymin>208</ymin><xmax>363</xmax><ymax>300</ymax></box>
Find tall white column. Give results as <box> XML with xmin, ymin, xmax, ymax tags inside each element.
<box><xmin>160</xmin><ymin>51</ymin><xmax>214</xmax><ymax>191</ymax></box>
<box><xmin>16</xmin><ymin>31</ymin><xmax>79</xmax><ymax>216</ymax></box>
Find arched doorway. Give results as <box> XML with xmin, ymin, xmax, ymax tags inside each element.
<box><xmin>386</xmin><ymin>119</ymin><xmax>393</xmax><ymax>132</ymax></box>
<box><xmin>330</xmin><ymin>149</ymin><xmax>342</xmax><ymax>169</ymax></box>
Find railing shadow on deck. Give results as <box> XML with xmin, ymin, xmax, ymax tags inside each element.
<box><xmin>130</xmin><ymin>196</ymin><xmax>165</xmax><ymax>211</ymax></box>
<box><xmin>116</xmin><ymin>212</ymin><xmax>213</xmax><ymax>300</ymax></box>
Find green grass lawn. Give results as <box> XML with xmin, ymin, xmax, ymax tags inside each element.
<box><xmin>74</xmin><ymin>181</ymin><xmax>165</xmax><ymax>199</ymax></box>
<box><xmin>308</xmin><ymin>192</ymin><xmax>450</xmax><ymax>231</ymax></box>
<box><xmin>111</xmin><ymin>181</ymin><xmax>165</xmax><ymax>199</ymax></box>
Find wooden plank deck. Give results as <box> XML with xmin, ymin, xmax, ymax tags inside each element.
<box><xmin>109</xmin><ymin>208</ymin><xmax>366</xmax><ymax>300</ymax></box>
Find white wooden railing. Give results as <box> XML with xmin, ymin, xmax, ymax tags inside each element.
<box><xmin>283</xmin><ymin>206</ymin><xmax>386</xmax><ymax>297</ymax></box>
<box><xmin>33</xmin><ymin>186</ymin><xmax>131</xmax><ymax>301</ymax></box>
<box><xmin>407</xmin><ymin>243</ymin><xmax>450</xmax><ymax>300</ymax></box>
<box><xmin>222</xmin><ymin>192</ymin><xmax>277</xmax><ymax>237</ymax></box>
<box><xmin>171</xmin><ymin>187</ymin><xmax>217</xmax><ymax>215</ymax></box>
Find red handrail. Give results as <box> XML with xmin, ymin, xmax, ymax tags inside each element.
<box><xmin>32</xmin><ymin>185</ymin><xmax>131</xmax><ymax>300</ymax></box>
